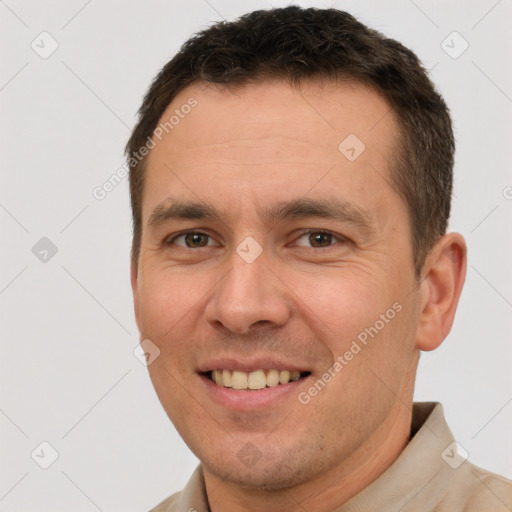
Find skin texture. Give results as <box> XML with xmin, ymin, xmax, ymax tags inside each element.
<box><xmin>131</xmin><ymin>80</ymin><xmax>467</xmax><ymax>512</ymax></box>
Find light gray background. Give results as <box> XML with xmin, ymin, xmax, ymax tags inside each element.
<box><xmin>1</xmin><ymin>1</ymin><xmax>511</xmax><ymax>511</ymax></box>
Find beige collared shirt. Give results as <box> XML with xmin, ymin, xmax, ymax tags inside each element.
<box><xmin>150</xmin><ymin>402</ymin><xmax>512</xmax><ymax>511</ymax></box>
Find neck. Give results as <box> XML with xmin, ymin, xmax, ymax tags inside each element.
<box><xmin>204</xmin><ymin>399</ymin><xmax>414</xmax><ymax>512</ymax></box>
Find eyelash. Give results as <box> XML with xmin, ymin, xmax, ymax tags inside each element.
<box><xmin>166</xmin><ymin>230</ymin><xmax>348</xmax><ymax>249</ymax></box>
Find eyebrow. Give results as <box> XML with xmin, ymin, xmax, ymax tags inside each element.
<box><xmin>148</xmin><ymin>200</ymin><xmax>221</xmax><ymax>227</ymax></box>
<box><xmin>147</xmin><ymin>197</ymin><xmax>374</xmax><ymax>234</ymax></box>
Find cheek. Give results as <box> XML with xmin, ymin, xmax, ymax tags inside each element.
<box><xmin>292</xmin><ymin>270</ymin><xmax>391</xmax><ymax>345</ymax></box>
<box><xmin>137</xmin><ymin>270</ymin><xmax>202</xmax><ymax>342</ymax></box>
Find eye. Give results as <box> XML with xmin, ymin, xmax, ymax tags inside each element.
<box><xmin>294</xmin><ymin>230</ymin><xmax>345</xmax><ymax>248</ymax></box>
<box><xmin>168</xmin><ymin>232</ymin><xmax>218</xmax><ymax>248</ymax></box>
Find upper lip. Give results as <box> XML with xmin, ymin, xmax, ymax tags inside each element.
<box><xmin>197</xmin><ymin>357</ymin><xmax>310</xmax><ymax>373</ymax></box>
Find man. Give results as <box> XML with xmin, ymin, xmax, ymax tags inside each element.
<box><xmin>126</xmin><ymin>6</ymin><xmax>512</xmax><ymax>511</ymax></box>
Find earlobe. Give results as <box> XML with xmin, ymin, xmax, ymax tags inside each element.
<box><xmin>415</xmin><ymin>233</ymin><xmax>467</xmax><ymax>352</ymax></box>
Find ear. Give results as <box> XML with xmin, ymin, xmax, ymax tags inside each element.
<box><xmin>415</xmin><ymin>232</ymin><xmax>467</xmax><ymax>351</ymax></box>
<box><xmin>131</xmin><ymin>258</ymin><xmax>141</xmax><ymax>333</ymax></box>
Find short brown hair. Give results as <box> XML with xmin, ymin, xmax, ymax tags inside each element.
<box><xmin>126</xmin><ymin>5</ymin><xmax>454</xmax><ymax>275</ymax></box>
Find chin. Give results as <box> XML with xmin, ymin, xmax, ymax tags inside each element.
<box><xmin>202</xmin><ymin>446</ymin><xmax>322</xmax><ymax>491</ymax></box>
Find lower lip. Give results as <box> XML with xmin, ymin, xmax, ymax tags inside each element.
<box><xmin>199</xmin><ymin>373</ymin><xmax>309</xmax><ymax>411</ymax></box>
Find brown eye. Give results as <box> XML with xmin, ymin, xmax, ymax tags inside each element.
<box><xmin>185</xmin><ymin>233</ymin><xmax>209</xmax><ymax>247</ymax></box>
<box><xmin>309</xmin><ymin>232</ymin><xmax>333</xmax><ymax>247</ymax></box>
<box><xmin>170</xmin><ymin>232</ymin><xmax>214</xmax><ymax>248</ymax></box>
<box><xmin>295</xmin><ymin>231</ymin><xmax>339</xmax><ymax>248</ymax></box>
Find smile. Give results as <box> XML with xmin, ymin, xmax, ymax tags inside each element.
<box><xmin>205</xmin><ymin>369</ymin><xmax>311</xmax><ymax>390</ymax></box>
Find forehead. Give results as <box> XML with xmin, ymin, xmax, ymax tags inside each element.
<box><xmin>152</xmin><ymin>79</ymin><xmax>395</xmax><ymax>158</ymax></box>
<box><xmin>142</xmin><ymin>79</ymin><xmax>401</xmax><ymax>224</ymax></box>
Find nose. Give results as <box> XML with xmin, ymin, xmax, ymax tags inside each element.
<box><xmin>204</xmin><ymin>246</ymin><xmax>293</xmax><ymax>335</ymax></box>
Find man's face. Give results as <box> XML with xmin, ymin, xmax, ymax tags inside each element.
<box><xmin>132</xmin><ymin>80</ymin><xmax>422</xmax><ymax>489</ymax></box>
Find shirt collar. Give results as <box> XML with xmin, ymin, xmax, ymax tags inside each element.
<box><xmin>336</xmin><ymin>401</ymin><xmax>454</xmax><ymax>511</ymax></box>
<box><xmin>176</xmin><ymin>402</ymin><xmax>453</xmax><ymax>512</ymax></box>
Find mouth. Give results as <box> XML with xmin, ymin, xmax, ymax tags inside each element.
<box><xmin>202</xmin><ymin>369</ymin><xmax>312</xmax><ymax>390</ymax></box>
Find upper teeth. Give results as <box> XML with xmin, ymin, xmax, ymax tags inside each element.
<box><xmin>211</xmin><ymin>369</ymin><xmax>301</xmax><ymax>390</ymax></box>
